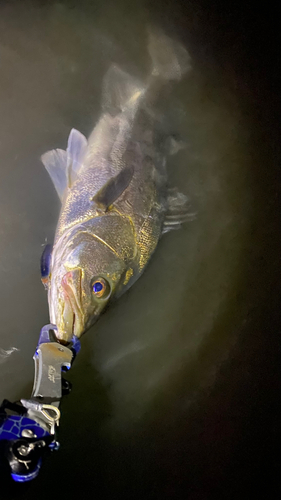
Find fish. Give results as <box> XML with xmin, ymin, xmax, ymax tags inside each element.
<box><xmin>41</xmin><ymin>29</ymin><xmax>192</xmax><ymax>343</ymax></box>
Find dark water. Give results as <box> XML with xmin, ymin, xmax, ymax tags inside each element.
<box><xmin>0</xmin><ymin>0</ymin><xmax>280</xmax><ymax>498</ymax></box>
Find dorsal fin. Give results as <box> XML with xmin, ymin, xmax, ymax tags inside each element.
<box><xmin>41</xmin><ymin>129</ymin><xmax>87</xmax><ymax>201</ymax></box>
<box><xmin>66</xmin><ymin>128</ymin><xmax>88</xmax><ymax>185</ymax></box>
<box><xmin>92</xmin><ymin>165</ymin><xmax>134</xmax><ymax>211</ymax></box>
<box><xmin>41</xmin><ymin>148</ymin><xmax>67</xmax><ymax>200</ymax></box>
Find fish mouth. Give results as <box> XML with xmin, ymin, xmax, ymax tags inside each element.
<box><xmin>60</xmin><ymin>269</ymin><xmax>84</xmax><ymax>341</ymax></box>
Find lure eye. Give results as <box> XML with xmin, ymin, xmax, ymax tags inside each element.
<box><xmin>91</xmin><ymin>278</ymin><xmax>110</xmax><ymax>298</ymax></box>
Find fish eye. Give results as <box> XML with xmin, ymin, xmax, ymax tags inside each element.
<box><xmin>91</xmin><ymin>277</ymin><xmax>110</xmax><ymax>298</ymax></box>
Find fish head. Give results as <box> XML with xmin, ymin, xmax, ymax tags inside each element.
<box><xmin>49</xmin><ymin>230</ymin><xmax>127</xmax><ymax>342</ymax></box>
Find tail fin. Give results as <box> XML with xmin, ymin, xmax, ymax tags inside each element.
<box><xmin>102</xmin><ymin>64</ymin><xmax>145</xmax><ymax>115</ymax></box>
<box><xmin>101</xmin><ymin>30</ymin><xmax>190</xmax><ymax>118</ymax></box>
<box><xmin>148</xmin><ymin>28</ymin><xmax>191</xmax><ymax>81</ymax></box>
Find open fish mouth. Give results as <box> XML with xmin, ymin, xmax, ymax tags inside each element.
<box><xmin>61</xmin><ymin>295</ymin><xmax>76</xmax><ymax>339</ymax></box>
<box><xmin>60</xmin><ymin>269</ymin><xmax>84</xmax><ymax>340</ymax></box>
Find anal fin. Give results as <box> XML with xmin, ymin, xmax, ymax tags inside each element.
<box><xmin>162</xmin><ymin>187</ymin><xmax>196</xmax><ymax>234</ymax></box>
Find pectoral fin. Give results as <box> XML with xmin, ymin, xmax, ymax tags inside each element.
<box><xmin>92</xmin><ymin>165</ymin><xmax>134</xmax><ymax>210</ymax></box>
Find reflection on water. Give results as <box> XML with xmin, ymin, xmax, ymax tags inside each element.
<box><xmin>0</xmin><ymin>0</ymin><xmax>279</xmax><ymax>497</ymax></box>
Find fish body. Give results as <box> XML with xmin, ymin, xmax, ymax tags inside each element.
<box><xmin>41</xmin><ymin>31</ymin><xmax>191</xmax><ymax>342</ymax></box>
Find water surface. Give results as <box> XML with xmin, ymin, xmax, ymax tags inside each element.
<box><xmin>0</xmin><ymin>1</ymin><xmax>279</xmax><ymax>497</ymax></box>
